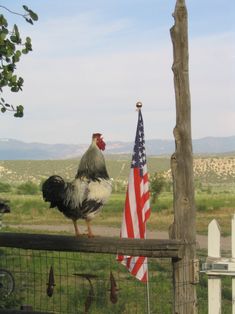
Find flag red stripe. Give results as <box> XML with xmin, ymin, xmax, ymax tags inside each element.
<box><xmin>131</xmin><ymin>256</ymin><xmax>146</xmax><ymax>276</ymax></box>
<box><xmin>133</xmin><ymin>168</ymin><xmax>145</xmax><ymax>238</ymax></box>
<box><xmin>143</xmin><ymin>173</ymin><xmax>148</xmax><ymax>184</ymax></box>
<box><xmin>145</xmin><ymin>209</ymin><xmax>151</xmax><ymax>222</ymax></box>
<box><xmin>124</xmin><ymin>190</ymin><xmax>135</xmax><ymax>238</ymax></box>
<box><xmin>141</xmin><ymin>271</ymin><xmax>147</xmax><ymax>282</ymax></box>
<box><xmin>142</xmin><ymin>191</ymin><xmax>150</xmax><ymax>204</ymax></box>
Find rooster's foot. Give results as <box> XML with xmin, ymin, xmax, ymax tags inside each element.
<box><xmin>88</xmin><ymin>233</ymin><xmax>95</xmax><ymax>238</ymax></box>
<box><xmin>85</xmin><ymin>221</ymin><xmax>94</xmax><ymax>238</ymax></box>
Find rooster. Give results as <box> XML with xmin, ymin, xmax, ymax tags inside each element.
<box><xmin>42</xmin><ymin>133</ymin><xmax>112</xmax><ymax>237</ymax></box>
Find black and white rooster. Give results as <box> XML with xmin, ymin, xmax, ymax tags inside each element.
<box><xmin>42</xmin><ymin>133</ymin><xmax>112</xmax><ymax>237</ymax></box>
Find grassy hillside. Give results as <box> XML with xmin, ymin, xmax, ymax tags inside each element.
<box><xmin>0</xmin><ymin>155</ymin><xmax>235</xmax><ymax>186</ymax></box>
<box><xmin>0</xmin><ymin>157</ymin><xmax>170</xmax><ymax>184</ymax></box>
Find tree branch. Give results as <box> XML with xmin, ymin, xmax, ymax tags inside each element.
<box><xmin>0</xmin><ymin>5</ymin><xmax>27</xmax><ymax>18</ymax></box>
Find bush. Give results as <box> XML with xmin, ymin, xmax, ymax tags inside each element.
<box><xmin>16</xmin><ymin>181</ymin><xmax>39</xmax><ymax>195</ymax></box>
<box><xmin>150</xmin><ymin>172</ymin><xmax>166</xmax><ymax>203</ymax></box>
<box><xmin>0</xmin><ymin>182</ymin><xmax>12</xmax><ymax>193</ymax></box>
<box><xmin>197</xmin><ymin>204</ymin><xmax>208</xmax><ymax>212</ymax></box>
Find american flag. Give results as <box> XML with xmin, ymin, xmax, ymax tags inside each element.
<box><xmin>118</xmin><ymin>109</ymin><xmax>151</xmax><ymax>282</ymax></box>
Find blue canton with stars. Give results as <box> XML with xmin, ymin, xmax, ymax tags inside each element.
<box><xmin>131</xmin><ymin>110</ymin><xmax>146</xmax><ymax>177</ymax></box>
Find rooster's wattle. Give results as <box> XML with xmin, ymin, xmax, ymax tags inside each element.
<box><xmin>42</xmin><ymin>133</ymin><xmax>112</xmax><ymax>237</ymax></box>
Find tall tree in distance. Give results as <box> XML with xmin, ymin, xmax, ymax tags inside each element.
<box><xmin>0</xmin><ymin>5</ymin><xmax>38</xmax><ymax>117</ymax></box>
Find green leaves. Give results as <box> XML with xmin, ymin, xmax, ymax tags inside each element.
<box><xmin>14</xmin><ymin>105</ymin><xmax>24</xmax><ymax>117</ymax></box>
<box><xmin>22</xmin><ymin>37</ymin><xmax>32</xmax><ymax>54</ymax></box>
<box><xmin>0</xmin><ymin>96</ymin><xmax>24</xmax><ymax>117</ymax></box>
<box><xmin>23</xmin><ymin>5</ymin><xmax>38</xmax><ymax>24</ymax></box>
<box><xmin>0</xmin><ymin>5</ymin><xmax>38</xmax><ymax>118</ymax></box>
<box><xmin>12</xmin><ymin>50</ymin><xmax>21</xmax><ymax>63</ymax></box>
<box><xmin>0</xmin><ymin>14</ymin><xmax>8</xmax><ymax>27</ymax></box>
<box><xmin>10</xmin><ymin>25</ymin><xmax>21</xmax><ymax>44</ymax></box>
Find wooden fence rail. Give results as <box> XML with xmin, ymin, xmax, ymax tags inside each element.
<box><xmin>0</xmin><ymin>311</ymin><xmax>50</xmax><ymax>314</ymax></box>
<box><xmin>0</xmin><ymin>232</ymin><xmax>184</xmax><ymax>259</ymax></box>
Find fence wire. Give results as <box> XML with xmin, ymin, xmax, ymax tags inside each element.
<box><xmin>1</xmin><ymin>247</ymin><xmax>234</xmax><ymax>313</ymax></box>
<box><xmin>0</xmin><ymin>248</ymin><xmax>173</xmax><ymax>314</ymax></box>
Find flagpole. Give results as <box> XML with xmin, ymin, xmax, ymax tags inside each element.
<box><xmin>146</xmin><ymin>265</ymin><xmax>151</xmax><ymax>314</ymax></box>
<box><xmin>135</xmin><ymin>101</ymin><xmax>142</xmax><ymax>111</ymax></box>
<box><xmin>118</xmin><ymin>101</ymin><xmax>151</xmax><ymax>312</ymax></box>
<box><xmin>136</xmin><ymin>102</ymin><xmax>151</xmax><ymax>314</ymax></box>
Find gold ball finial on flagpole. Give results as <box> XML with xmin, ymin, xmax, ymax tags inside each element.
<box><xmin>136</xmin><ymin>102</ymin><xmax>142</xmax><ymax>110</ymax></box>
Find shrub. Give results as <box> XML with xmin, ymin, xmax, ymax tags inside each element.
<box><xmin>16</xmin><ymin>181</ymin><xmax>39</xmax><ymax>195</ymax></box>
<box><xmin>197</xmin><ymin>204</ymin><xmax>208</xmax><ymax>212</ymax></box>
<box><xmin>0</xmin><ymin>182</ymin><xmax>12</xmax><ymax>193</ymax></box>
<box><xmin>150</xmin><ymin>172</ymin><xmax>166</xmax><ymax>203</ymax></box>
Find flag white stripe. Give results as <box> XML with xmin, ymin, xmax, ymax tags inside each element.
<box><xmin>143</xmin><ymin>199</ymin><xmax>150</xmax><ymax>212</ymax></box>
<box><xmin>136</xmin><ymin>258</ymin><xmax>148</xmax><ymax>280</ymax></box>
<box><xmin>142</xmin><ymin>201</ymin><xmax>150</xmax><ymax>223</ymax></box>
<box><xmin>143</xmin><ymin>165</ymin><xmax>148</xmax><ymax>176</ymax></box>
<box><xmin>128</xmin><ymin>257</ymin><xmax>136</xmax><ymax>272</ymax></box>
<box><xmin>143</xmin><ymin>181</ymin><xmax>149</xmax><ymax>193</ymax></box>
<box><xmin>128</xmin><ymin>257</ymin><xmax>148</xmax><ymax>281</ymax></box>
<box><xmin>140</xmin><ymin>179</ymin><xmax>144</xmax><ymax>196</ymax></box>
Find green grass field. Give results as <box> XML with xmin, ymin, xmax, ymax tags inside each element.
<box><xmin>1</xmin><ymin>156</ymin><xmax>235</xmax><ymax>236</ymax></box>
<box><xmin>1</xmin><ymin>189</ymin><xmax>235</xmax><ymax>236</ymax></box>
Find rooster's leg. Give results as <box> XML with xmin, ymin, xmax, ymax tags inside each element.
<box><xmin>85</xmin><ymin>220</ymin><xmax>94</xmax><ymax>238</ymax></box>
<box><xmin>73</xmin><ymin>219</ymin><xmax>81</xmax><ymax>237</ymax></box>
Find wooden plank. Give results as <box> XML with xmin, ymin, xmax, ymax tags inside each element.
<box><xmin>233</xmin><ymin>277</ymin><xmax>235</xmax><ymax>314</ymax></box>
<box><xmin>169</xmin><ymin>0</ymin><xmax>197</xmax><ymax>312</ymax></box>
<box><xmin>232</xmin><ymin>214</ymin><xmax>235</xmax><ymax>259</ymax></box>
<box><xmin>232</xmin><ymin>215</ymin><xmax>235</xmax><ymax>314</ymax></box>
<box><xmin>0</xmin><ymin>232</ymin><xmax>184</xmax><ymax>259</ymax></box>
<box><xmin>207</xmin><ymin>220</ymin><xmax>221</xmax><ymax>313</ymax></box>
<box><xmin>208</xmin><ymin>219</ymin><xmax>221</xmax><ymax>258</ymax></box>
<box><xmin>208</xmin><ymin>276</ymin><xmax>221</xmax><ymax>314</ymax></box>
<box><xmin>0</xmin><ymin>311</ymin><xmax>50</xmax><ymax>314</ymax></box>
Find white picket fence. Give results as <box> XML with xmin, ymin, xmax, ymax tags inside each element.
<box><xmin>202</xmin><ymin>214</ymin><xmax>235</xmax><ymax>314</ymax></box>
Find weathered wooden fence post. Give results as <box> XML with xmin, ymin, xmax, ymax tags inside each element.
<box><xmin>232</xmin><ymin>215</ymin><xmax>235</xmax><ymax>314</ymax></box>
<box><xmin>169</xmin><ymin>0</ymin><xmax>197</xmax><ymax>313</ymax></box>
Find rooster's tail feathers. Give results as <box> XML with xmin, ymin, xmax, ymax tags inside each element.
<box><xmin>42</xmin><ymin>175</ymin><xmax>65</xmax><ymax>207</ymax></box>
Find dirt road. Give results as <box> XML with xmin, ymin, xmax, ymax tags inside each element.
<box><xmin>8</xmin><ymin>224</ymin><xmax>232</xmax><ymax>251</ymax></box>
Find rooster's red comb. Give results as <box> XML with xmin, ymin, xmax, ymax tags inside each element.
<box><xmin>92</xmin><ymin>133</ymin><xmax>102</xmax><ymax>139</ymax></box>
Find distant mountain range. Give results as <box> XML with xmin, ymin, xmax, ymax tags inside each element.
<box><xmin>0</xmin><ymin>136</ymin><xmax>235</xmax><ymax>160</ymax></box>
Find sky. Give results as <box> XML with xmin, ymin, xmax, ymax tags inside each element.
<box><xmin>1</xmin><ymin>0</ymin><xmax>235</xmax><ymax>144</ymax></box>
